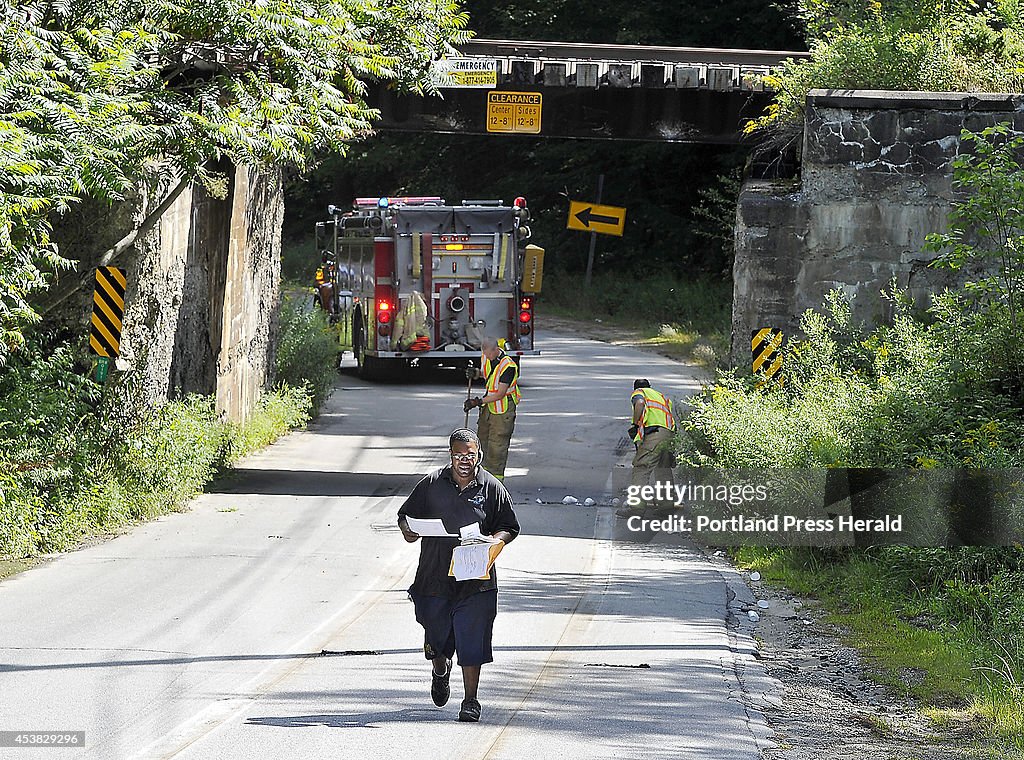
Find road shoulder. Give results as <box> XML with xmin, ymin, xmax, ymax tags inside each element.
<box><xmin>541</xmin><ymin>314</ymin><xmax>716</xmax><ymax>373</ymax></box>
<box><xmin>734</xmin><ymin>562</ymin><xmax>998</xmax><ymax>758</ymax></box>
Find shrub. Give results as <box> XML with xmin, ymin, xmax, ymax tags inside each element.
<box><xmin>0</xmin><ymin>317</ymin><xmax>319</xmax><ymax>558</ymax></box>
<box><xmin>680</xmin><ymin>288</ymin><xmax>1024</xmax><ymax>469</ymax></box>
<box><xmin>749</xmin><ymin>3</ymin><xmax>1024</xmax><ymax>134</ymax></box>
<box><xmin>274</xmin><ymin>295</ymin><xmax>338</xmax><ymax>413</ymax></box>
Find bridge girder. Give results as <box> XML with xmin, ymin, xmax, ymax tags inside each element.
<box><xmin>368</xmin><ymin>85</ymin><xmax>773</xmax><ymax>144</ymax></box>
<box><xmin>366</xmin><ymin>39</ymin><xmax>801</xmax><ymax>144</ymax></box>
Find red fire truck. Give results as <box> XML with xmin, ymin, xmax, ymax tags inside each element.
<box><xmin>314</xmin><ymin>196</ymin><xmax>544</xmax><ymax>378</ymax></box>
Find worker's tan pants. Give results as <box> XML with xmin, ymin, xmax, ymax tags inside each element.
<box><xmin>478</xmin><ymin>403</ymin><xmax>516</xmax><ymax>479</ymax></box>
<box><xmin>631</xmin><ymin>427</ymin><xmax>676</xmax><ymax>494</ymax></box>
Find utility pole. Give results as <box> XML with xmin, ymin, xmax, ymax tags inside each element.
<box><xmin>584</xmin><ymin>173</ymin><xmax>604</xmax><ymax>289</ymax></box>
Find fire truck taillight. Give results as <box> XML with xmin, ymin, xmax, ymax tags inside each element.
<box><xmin>377</xmin><ymin>302</ymin><xmax>393</xmax><ymax>335</ymax></box>
<box><xmin>519</xmin><ymin>296</ymin><xmax>533</xmax><ymax>334</ymax></box>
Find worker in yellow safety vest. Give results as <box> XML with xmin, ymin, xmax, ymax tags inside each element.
<box><xmin>464</xmin><ymin>337</ymin><xmax>521</xmax><ymax>480</ymax></box>
<box><xmin>617</xmin><ymin>379</ymin><xmax>677</xmax><ymax>517</ymax></box>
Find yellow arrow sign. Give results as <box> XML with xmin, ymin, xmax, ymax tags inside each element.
<box><xmin>567</xmin><ymin>200</ymin><xmax>626</xmax><ymax>236</ymax></box>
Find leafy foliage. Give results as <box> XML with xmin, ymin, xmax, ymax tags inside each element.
<box><xmin>925</xmin><ymin>123</ymin><xmax>1024</xmax><ymax>383</ymax></box>
<box><xmin>274</xmin><ymin>294</ymin><xmax>339</xmax><ymax>413</ymax></box>
<box><xmin>749</xmin><ymin>0</ymin><xmax>1024</xmax><ymax>133</ymax></box>
<box><xmin>0</xmin><ymin>0</ymin><xmax>470</xmax><ymax>365</ymax></box>
<box><xmin>0</xmin><ymin>289</ymin><xmax>329</xmax><ymax>559</ymax></box>
<box><xmin>681</xmin><ymin>288</ymin><xmax>1024</xmax><ymax>468</ymax></box>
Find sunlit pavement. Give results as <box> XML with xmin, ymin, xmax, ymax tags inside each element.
<box><xmin>0</xmin><ymin>328</ymin><xmax>779</xmax><ymax>759</ymax></box>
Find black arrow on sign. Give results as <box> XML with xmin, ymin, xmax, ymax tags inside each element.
<box><xmin>575</xmin><ymin>206</ymin><xmax>619</xmax><ymax>228</ymax></box>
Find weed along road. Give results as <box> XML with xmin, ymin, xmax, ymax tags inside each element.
<box><xmin>0</xmin><ymin>328</ymin><xmax>780</xmax><ymax>759</ymax></box>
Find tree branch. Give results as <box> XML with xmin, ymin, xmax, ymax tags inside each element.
<box><xmin>40</xmin><ymin>172</ymin><xmax>192</xmax><ymax>315</ymax></box>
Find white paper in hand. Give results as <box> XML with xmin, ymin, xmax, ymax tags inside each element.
<box><xmin>459</xmin><ymin>522</ymin><xmax>500</xmax><ymax>544</ymax></box>
<box><xmin>405</xmin><ymin>517</ymin><xmax>458</xmax><ymax>537</ymax></box>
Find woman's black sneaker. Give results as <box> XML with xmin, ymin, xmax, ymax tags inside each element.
<box><xmin>431</xmin><ymin>660</ymin><xmax>451</xmax><ymax>707</ymax></box>
<box><xmin>458</xmin><ymin>697</ymin><xmax>481</xmax><ymax>722</ymax></box>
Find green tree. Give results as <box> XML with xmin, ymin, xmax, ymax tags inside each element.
<box><xmin>0</xmin><ymin>0</ymin><xmax>469</xmax><ymax>364</ymax></box>
<box><xmin>748</xmin><ymin>0</ymin><xmax>1024</xmax><ymax>134</ymax></box>
<box><xmin>925</xmin><ymin>122</ymin><xmax>1024</xmax><ymax>387</ymax></box>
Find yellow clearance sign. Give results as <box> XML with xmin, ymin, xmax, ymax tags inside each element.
<box><xmin>567</xmin><ymin>200</ymin><xmax>627</xmax><ymax>237</ymax></box>
<box><xmin>486</xmin><ymin>91</ymin><xmax>542</xmax><ymax>134</ymax></box>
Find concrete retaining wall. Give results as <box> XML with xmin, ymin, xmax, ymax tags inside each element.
<box><xmin>731</xmin><ymin>89</ymin><xmax>1024</xmax><ymax>366</ymax></box>
<box><xmin>114</xmin><ymin>163</ymin><xmax>282</xmax><ymax>422</ymax></box>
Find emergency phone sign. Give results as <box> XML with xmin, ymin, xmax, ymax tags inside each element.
<box><xmin>486</xmin><ymin>91</ymin><xmax>542</xmax><ymax>134</ymax></box>
<box><xmin>435</xmin><ymin>57</ymin><xmax>498</xmax><ymax>88</ymax></box>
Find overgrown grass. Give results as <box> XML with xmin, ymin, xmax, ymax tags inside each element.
<box><xmin>0</xmin><ymin>293</ymin><xmax>336</xmax><ymax>561</ymax></box>
<box><xmin>538</xmin><ymin>270</ymin><xmax>732</xmax><ymax>365</ymax></box>
<box><xmin>734</xmin><ymin>546</ymin><xmax>1024</xmax><ymax>753</ymax></box>
<box><xmin>683</xmin><ymin>282</ymin><xmax>1024</xmax><ymax>753</ymax></box>
<box><xmin>0</xmin><ymin>383</ymin><xmax>311</xmax><ymax>559</ymax></box>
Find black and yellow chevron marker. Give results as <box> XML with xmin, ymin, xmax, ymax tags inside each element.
<box><xmin>751</xmin><ymin>327</ymin><xmax>783</xmax><ymax>386</ymax></box>
<box><xmin>89</xmin><ymin>266</ymin><xmax>126</xmax><ymax>357</ymax></box>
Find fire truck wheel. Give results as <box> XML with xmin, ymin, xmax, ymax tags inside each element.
<box><xmin>352</xmin><ymin>309</ymin><xmax>388</xmax><ymax>380</ymax></box>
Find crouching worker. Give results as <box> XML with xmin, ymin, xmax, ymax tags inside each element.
<box><xmin>617</xmin><ymin>379</ymin><xmax>678</xmax><ymax>517</ymax></box>
<box><xmin>398</xmin><ymin>428</ymin><xmax>520</xmax><ymax>722</ymax></box>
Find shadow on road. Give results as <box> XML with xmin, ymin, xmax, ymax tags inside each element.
<box><xmin>207</xmin><ymin>470</ymin><xmax>416</xmax><ymax>498</ymax></box>
<box><xmin>245</xmin><ymin>708</ymin><xmax>443</xmax><ymax>728</ymax></box>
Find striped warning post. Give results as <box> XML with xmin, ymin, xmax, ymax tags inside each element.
<box><xmin>751</xmin><ymin>327</ymin><xmax>783</xmax><ymax>386</ymax></box>
<box><xmin>89</xmin><ymin>266</ymin><xmax>126</xmax><ymax>357</ymax></box>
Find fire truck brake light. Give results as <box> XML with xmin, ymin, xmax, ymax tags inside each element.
<box><xmin>519</xmin><ymin>311</ymin><xmax>532</xmax><ymax>323</ymax></box>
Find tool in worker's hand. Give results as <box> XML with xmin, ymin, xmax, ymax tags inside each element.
<box><xmin>463</xmin><ymin>374</ymin><xmax>474</xmax><ymax>428</ymax></box>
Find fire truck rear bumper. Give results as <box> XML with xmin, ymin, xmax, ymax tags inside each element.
<box><xmin>367</xmin><ymin>350</ymin><xmax>541</xmax><ymax>358</ymax></box>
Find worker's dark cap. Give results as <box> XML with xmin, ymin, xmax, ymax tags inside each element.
<box><xmin>633</xmin><ymin>379</ymin><xmax>650</xmax><ymax>390</ymax></box>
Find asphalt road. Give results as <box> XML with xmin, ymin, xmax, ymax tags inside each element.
<box><xmin>0</xmin><ymin>328</ymin><xmax>780</xmax><ymax>759</ymax></box>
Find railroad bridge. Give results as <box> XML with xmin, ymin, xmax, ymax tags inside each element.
<box><xmin>368</xmin><ymin>38</ymin><xmax>809</xmax><ymax>144</ymax></box>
